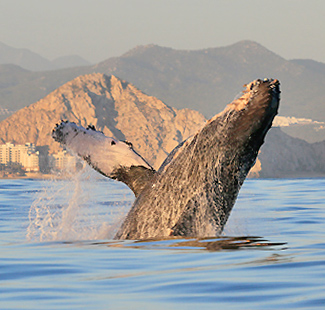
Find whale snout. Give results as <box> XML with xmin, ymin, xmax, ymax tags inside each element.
<box><xmin>247</xmin><ymin>78</ymin><xmax>281</xmax><ymax>103</ymax></box>
<box><xmin>247</xmin><ymin>78</ymin><xmax>279</xmax><ymax>90</ymax></box>
<box><xmin>245</xmin><ymin>78</ymin><xmax>280</xmax><ymax>113</ymax></box>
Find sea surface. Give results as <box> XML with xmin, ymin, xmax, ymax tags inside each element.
<box><xmin>0</xmin><ymin>172</ymin><xmax>325</xmax><ymax>309</ymax></box>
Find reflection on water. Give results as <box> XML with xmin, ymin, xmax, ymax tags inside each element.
<box><xmin>0</xmin><ymin>178</ymin><xmax>325</xmax><ymax>310</ymax></box>
<box><xmin>97</xmin><ymin>236</ymin><xmax>287</xmax><ymax>251</ymax></box>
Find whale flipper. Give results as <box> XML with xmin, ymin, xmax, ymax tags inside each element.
<box><xmin>52</xmin><ymin>121</ymin><xmax>155</xmax><ymax>197</ymax></box>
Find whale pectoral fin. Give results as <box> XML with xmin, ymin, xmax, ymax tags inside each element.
<box><xmin>110</xmin><ymin>165</ymin><xmax>156</xmax><ymax>197</ymax></box>
<box><xmin>52</xmin><ymin>121</ymin><xmax>156</xmax><ymax>197</ymax></box>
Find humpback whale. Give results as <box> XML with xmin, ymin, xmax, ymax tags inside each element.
<box><xmin>52</xmin><ymin>78</ymin><xmax>280</xmax><ymax>240</ymax></box>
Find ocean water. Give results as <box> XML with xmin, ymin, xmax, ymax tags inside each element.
<box><xmin>0</xmin><ymin>172</ymin><xmax>325</xmax><ymax>310</ymax></box>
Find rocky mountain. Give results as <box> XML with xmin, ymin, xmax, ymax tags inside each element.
<box><xmin>0</xmin><ymin>64</ymin><xmax>91</xmax><ymax>121</ymax></box>
<box><xmin>0</xmin><ymin>41</ymin><xmax>91</xmax><ymax>71</ymax></box>
<box><xmin>291</xmin><ymin>59</ymin><xmax>325</xmax><ymax>76</ymax></box>
<box><xmin>0</xmin><ymin>73</ymin><xmax>205</xmax><ymax>168</ymax></box>
<box><xmin>0</xmin><ymin>72</ymin><xmax>324</xmax><ymax>177</ymax></box>
<box><xmin>96</xmin><ymin>41</ymin><xmax>325</xmax><ymax>123</ymax></box>
<box><xmin>249</xmin><ymin>128</ymin><xmax>325</xmax><ymax>178</ymax></box>
<box><xmin>0</xmin><ymin>41</ymin><xmax>324</xmax><ymax>142</ymax></box>
<box><xmin>0</xmin><ymin>42</ymin><xmax>53</xmax><ymax>71</ymax></box>
<box><xmin>274</xmin><ymin>116</ymin><xmax>325</xmax><ymax>143</ymax></box>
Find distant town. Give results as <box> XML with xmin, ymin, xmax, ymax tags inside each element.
<box><xmin>0</xmin><ymin>142</ymin><xmax>77</xmax><ymax>178</ymax></box>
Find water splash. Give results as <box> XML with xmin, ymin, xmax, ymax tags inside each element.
<box><xmin>26</xmin><ymin>165</ymin><xmax>132</xmax><ymax>242</ymax></box>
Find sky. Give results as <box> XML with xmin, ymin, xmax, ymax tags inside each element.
<box><xmin>1</xmin><ymin>0</ymin><xmax>324</xmax><ymax>64</ymax></box>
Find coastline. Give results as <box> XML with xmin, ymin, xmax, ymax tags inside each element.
<box><xmin>0</xmin><ymin>172</ymin><xmax>70</xmax><ymax>180</ymax></box>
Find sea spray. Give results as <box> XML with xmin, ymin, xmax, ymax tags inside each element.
<box><xmin>26</xmin><ymin>165</ymin><xmax>132</xmax><ymax>242</ymax></box>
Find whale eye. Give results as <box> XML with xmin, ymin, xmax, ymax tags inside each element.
<box><xmin>111</xmin><ymin>141</ymin><xmax>116</xmax><ymax>146</ymax></box>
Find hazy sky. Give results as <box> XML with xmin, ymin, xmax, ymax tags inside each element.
<box><xmin>1</xmin><ymin>0</ymin><xmax>324</xmax><ymax>63</ymax></box>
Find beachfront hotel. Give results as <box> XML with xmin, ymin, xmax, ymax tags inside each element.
<box><xmin>0</xmin><ymin>142</ymin><xmax>40</xmax><ymax>172</ymax></box>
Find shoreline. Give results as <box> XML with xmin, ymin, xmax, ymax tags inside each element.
<box><xmin>0</xmin><ymin>172</ymin><xmax>74</xmax><ymax>180</ymax></box>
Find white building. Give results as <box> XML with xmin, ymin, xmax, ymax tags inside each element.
<box><xmin>21</xmin><ymin>151</ymin><xmax>40</xmax><ymax>172</ymax></box>
<box><xmin>51</xmin><ymin>150</ymin><xmax>76</xmax><ymax>170</ymax></box>
<box><xmin>0</xmin><ymin>143</ymin><xmax>14</xmax><ymax>164</ymax></box>
<box><xmin>0</xmin><ymin>142</ymin><xmax>40</xmax><ymax>172</ymax></box>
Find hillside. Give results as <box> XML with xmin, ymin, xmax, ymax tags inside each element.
<box><xmin>97</xmin><ymin>41</ymin><xmax>325</xmax><ymax>122</ymax></box>
<box><xmin>0</xmin><ymin>73</ymin><xmax>324</xmax><ymax>177</ymax></box>
<box><xmin>0</xmin><ymin>41</ymin><xmax>91</xmax><ymax>71</ymax></box>
<box><xmin>249</xmin><ymin>128</ymin><xmax>325</xmax><ymax>178</ymax></box>
<box><xmin>0</xmin><ymin>41</ymin><xmax>324</xmax><ymax>138</ymax></box>
<box><xmin>0</xmin><ymin>42</ymin><xmax>53</xmax><ymax>71</ymax></box>
<box><xmin>0</xmin><ymin>73</ymin><xmax>205</xmax><ymax>168</ymax></box>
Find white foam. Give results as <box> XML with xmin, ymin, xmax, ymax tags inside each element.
<box><xmin>26</xmin><ymin>166</ymin><xmax>131</xmax><ymax>242</ymax></box>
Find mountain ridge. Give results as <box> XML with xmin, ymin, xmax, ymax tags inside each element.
<box><xmin>0</xmin><ymin>73</ymin><xmax>324</xmax><ymax>178</ymax></box>
<box><xmin>0</xmin><ymin>41</ymin><xmax>91</xmax><ymax>71</ymax></box>
<box><xmin>0</xmin><ymin>40</ymin><xmax>324</xmax><ymax>142</ymax></box>
<box><xmin>0</xmin><ymin>73</ymin><xmax>205</xmax><ymax>168</ymax></box>
<box><xmin>250</xmin><ymin>128</ymin><xmax>325</xmax><ymax>178</ymax></box>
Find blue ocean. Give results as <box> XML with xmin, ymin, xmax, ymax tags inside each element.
<box><xmin>1</xmin><ymin>170</ymin><xmax>325</xmax><ymax>309</ymax></box>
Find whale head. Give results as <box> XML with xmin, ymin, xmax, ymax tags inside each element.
<box><xmin>210</xmin><ymin>78</ymin><xmax>280</xmax><ymax>151</ymax></box>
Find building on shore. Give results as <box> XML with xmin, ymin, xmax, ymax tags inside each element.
<box><xmin>0</xmin><ymin>142</ymin><xmax>40</xmax><ymax>172</ymax></box>
<box><xmin>50</xmin><ymin>150</ymin><xmax>77</xmax><ymax>171</ymax></box>
<box><xmin>0</xmin><ymin>142</ymin><xmax>79</xmax><ymax>174</ymax></box>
